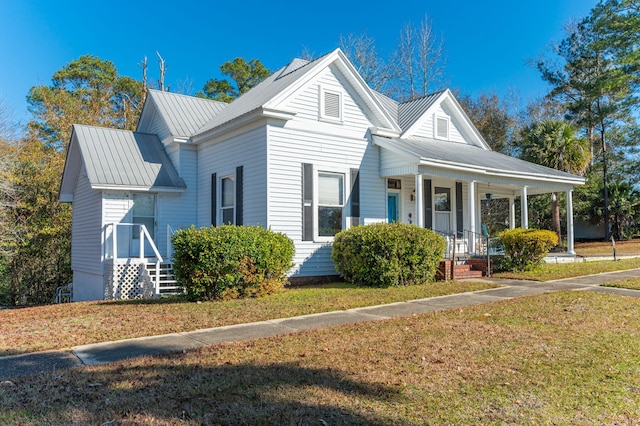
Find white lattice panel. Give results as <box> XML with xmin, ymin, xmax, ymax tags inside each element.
<box><xmin>104</xmin><ymin>260</ymin><xmax>154</xmax><ymax>300</ymax></box>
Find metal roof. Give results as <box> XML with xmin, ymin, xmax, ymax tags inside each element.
<box><xmin>147</xmin><ymin>90</ymin><xmax>227</xmax><ymax>138</ymax></box>
<box><xmin>73</xmin><ymin>124</ymin><xmax>185</xmax><ymax>190</ymax></box>
<box><xmin>373</xmin><ymin>91</ymin><xmax>399</xmax><ymax>124</ymax></box>
<box><xmin>375</xmin><ymin>135</ymin><xmax>585</xmax><ymax>183</ymax></box>
<box><xmin>397</xmin><ymin>91</ymin><xmax>445</xmax><ymax>131</ymax></box>
<box><xmin>194</xmin><ymin>55</ymin><xmax>321</xmax><ymax>136</ymax></box>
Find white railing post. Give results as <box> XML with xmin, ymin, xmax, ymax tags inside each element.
<box><xmin>112</xmin><ymin>223</ymin><xmax>118</xmax><ymax>260</ymax></box>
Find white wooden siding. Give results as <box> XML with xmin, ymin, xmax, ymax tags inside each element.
<box><xmin>268</xmin><ymin>125</ymin><xmax>383</xmax><ymax>276</ymax></box>
<box><xmin>158</xmin><ymin>144</ymin><xmax>198</xmax><ymax>257</ymax></box>
<box><xmin>412</xmin><ymin>105</ymin><xmax>466</xmax><ymax>144</ymax></box>
<box><xmin>282</xmin><ymin>65</ymin><xmax>373</xmax><ymax>130</ymax></box>
<box><xmin>142</xmin><ymin>107</ymin><xmax>172</xmax><ymax>142</ymax></box>
<box><xmin>71</xmin><ymin>170</ymin><xmax>103</xmax><ymax>300</ymax></box>
<box><xmin>196</xmin><ymin>126</ymin><xmax>268</xmax><ymax>228</ymax></box>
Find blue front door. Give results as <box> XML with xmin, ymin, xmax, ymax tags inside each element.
<box><xmin>388</xmin><ymin>193</ymin><xmax>399</xmax><ymax>223</ymax></box>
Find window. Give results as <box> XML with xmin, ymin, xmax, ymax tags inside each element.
<box><xmin>221</xmin><ymin>176</ymin><xmax>235</xmax><ymax>224</ymax></box>
<box><xmin>320</xmin><ymin>88</ymin><xmax>342</xmax><ymax>121</ymax></box>
<box><xmin>434</xmin><ymin>187</ymin><xmax>451</xmax><ymax>212</ymax></box>
<box><xmin>132</xmin><ymin>193</ymin><xmax>155</xmax><ymax>239</ymax></box>
<box><xmin>317</xmin><ymin>172</ymin><xmax>344</xmax><ymax>237</ymax></box>
<box><xmin>387</xmin><ymin>178</ymin><xmax>402</xmax><ymax>190</ymax></box>
<box><xmin>435</xmin><ymin>116</ymin><xmax>449</xmax><ymax>140</ymax></box>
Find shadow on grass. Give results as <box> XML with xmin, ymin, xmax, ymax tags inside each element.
<box><xmin>0</xmin><ymin>355</ymin><xmax>400</xmax><ymax>425</ymax></box>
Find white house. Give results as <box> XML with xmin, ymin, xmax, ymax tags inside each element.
<box><xmin>59</xmin><ymin>48</ymin><xmax>586</xmax><ymax>301</ymax></box>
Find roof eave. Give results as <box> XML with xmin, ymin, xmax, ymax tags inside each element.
<box><xmin>191</xmin><ymin>107</ymin><xmax>296</xmax><ymax>144</ymax></box>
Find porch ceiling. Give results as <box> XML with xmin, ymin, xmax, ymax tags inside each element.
<box><xmin>374</xmin><ymin>136</ymin><xmax>585</xmax><ymax>192</ymax></box>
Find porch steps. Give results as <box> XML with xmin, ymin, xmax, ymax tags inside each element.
<box><xmin>146</xmin><ymin>262</ymin><xmax>182</xmax><ymax>295</ymax></box>
<box><xmin>437</xmin><ymin>260</ymin><xmax>486</xmax><ymax>281</ymax></box>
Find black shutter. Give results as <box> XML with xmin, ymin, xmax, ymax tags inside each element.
<box><xmin>235</xmin><ymin>166</ymin><xmax>243</xmax><ymax>226</ymax></box>
<box><xmin>211</xmin><ymin>173</ymin><xmax>217</xmax><ymax>226</ymax></box>
<box><xmin>302</xmin><ymin>163</ymin><xmax>314</xmax><ymax>241</ymax></box>
<box><xmin>456</xmin><ymin>182</ymin><xmax>463</xmax><ymax>237</ymax></box>
<box><xmin>423</xmin><ymin>179</ymin><xmax>432</xmax><ymax>229</ymax></box>
<box><xmin>350</xmin><ymin>168</ymin><xmax>360</xmax><ymax>227</ymax></box>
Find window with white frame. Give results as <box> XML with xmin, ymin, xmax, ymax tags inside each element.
<box><xmin>317</xmin><ymin>171</ymin><xmax>344</xmax><ymax>237</ymax></box>
<box><xmin>221</xmin><ymin>176</ymin><xmax>235</xmax><ymax>225</ymax></box>
<box><xmin>320</xmin><ymin>88</ymin><xmax>342</xmax><ymax>121</ymax></box>
<box><xmin>132</xmin><ymin>193</ymin><xmax>155</xmax><ymax>239</ymax></box>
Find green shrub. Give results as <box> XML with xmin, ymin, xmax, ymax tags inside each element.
<box><xmin>498</xmin><ymin>228</ymin><xmax>558</xmax><ymax>271</ymax></box>
<box><xmin>171</xmin><ymin>225</ymin><xmax>295</xmax><ymax>301</ymax></box>
<box><xmin>331</xmin><ymin>222</ymin><xmax>445</xmax><ymax>287</ymax></box>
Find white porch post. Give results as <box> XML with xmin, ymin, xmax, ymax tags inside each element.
<box><xmin>468</xmin><ymin>180</ymin><xmax>476</xmax><ymax>253</ymax></box>
<box><xmin>566</xmin><ymin>189</ymin><xmax>575</xmax><ymax>254</ymax></box>
<box><xmin>521</xmin><ymin>186</ymin><xmax>529</xmax><ymax>229</ymax></box>
<box><xmin>415</xmin><ymin>174</ymin><xmax>423</xmax><ymax>227</ymax></box>
<box><xmin>509</xmin><ymin>196</ymin><xmax>516</xmax><ymax>229</ymax></box>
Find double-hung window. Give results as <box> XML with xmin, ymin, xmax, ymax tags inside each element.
<box><xmin>221</xmin><ymin>176</ymin><xmax>235</xmax><ymax>225</ymax></box>
<box><xmin>317</xmin><ymin>171</ymin><xmax>344</xmax><ymax>237</ymax></box>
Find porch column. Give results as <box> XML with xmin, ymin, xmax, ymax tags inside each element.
<box><xmin>415</xmin><ymin>174</ymin><xmax>423</xmax><ymax>227</ymax></box>
<box><xmin>521</xmin><ymin>186</ymin><xmax>529</xmax><ymax>229</ymax></box>
<box><xmin>468</xmin><ymin>180</ymin><xmax>476</xmax><ymax>253</ymax></box>
<box><xmin>508</xmin><ymin>197</ymin><xmax>516</xmax><ymax>229</ymax></box>
<box><xmin>566</xmin><ymin>189</ymin><xmax>575</xmax><ymax>254</ymax></box>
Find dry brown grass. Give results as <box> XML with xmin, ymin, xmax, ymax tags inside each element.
<box><xmin>1</xmin><ymin>291</ymin><xmax>639</xmax><ymax>424</ymax></box>
<box><xmin>575</xmin><ymin>238</ymin><xmax>640</xmax><ymax>256</ymax></box>
<box><xmin>0</xmin><ymin>280</ymin><xmax>495</xmax><ymax>356</ymax></box>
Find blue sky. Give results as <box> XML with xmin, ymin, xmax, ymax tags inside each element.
<box><xmin>1</xmin><ymin>0</ymin><xmax>598</xmax><ymax>123</ymax></box>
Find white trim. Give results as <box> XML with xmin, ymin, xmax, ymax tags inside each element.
<box><xmin>218</xmin><ymin>173</ymin><xmax>236</xmax><ymax>226</ymax></box>
<box><xmin>319</xmin><ymin>85</ymin><xmax>343</xmax><ymax>123</ymax></box>
<box><xmin>313</xmin><ymin>166</ymin><xmax>350</xmax><ymax>242</ymax></box>
<box><xmin>434</xmin><ymin>114</ymin><xmax>450</xmax><ymax>140</ymax></box>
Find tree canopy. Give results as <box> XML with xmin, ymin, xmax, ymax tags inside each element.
<box><xmin>198</xmin><ymin>58</ymin><xmax>271</xmax><ymax>102</ymax></box>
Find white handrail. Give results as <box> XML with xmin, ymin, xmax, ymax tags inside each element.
<box><xmin>106</xmin><ymin>223</ymin><xmax>163</xmax><ymax>263</ymax></box>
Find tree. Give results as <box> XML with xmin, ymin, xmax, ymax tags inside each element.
<box><xmin>27</xmin><ymin>55</ymin><xmax>144</xmax><ymax>149</ymax></box>
<box><xmin>457</xmin><ymin>92</ymin><xmax>516</xmax><ymax>154</ymax></box>
<box><xmin>338</xmin><ymin>32</ymin><xmax>390</xmax><ymax>92</ymax></box>
<box><xmin>535</xmin><ymin>2</ymin><xmax>640</xmax><ymax>240</ymax></box>
<box><xmin>198</xmin><ymin>58</ymin><xmax>271</xmax><ymax>102</ymax></box>
<box><xmin>390</xmin><ymin>15</ymin><xmax>447</xmax><ymax>101</ymax></box>
<box><xmin>520</xmin><ymin>120</ymin><xmax>591</xmax><ymax>244</ymax></box>
<box><xmin>1</xmin><ymin>55</ymin><xmax>145</xmax><ymax>305</ymax></box>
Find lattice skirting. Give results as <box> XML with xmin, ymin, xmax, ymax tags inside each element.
<box><xmin>104</xmin><ymin>259</ymin><xmax>155</xmax><ymax>300</ymax></box>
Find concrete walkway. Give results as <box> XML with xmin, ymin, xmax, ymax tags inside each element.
<box><xmin>2</xmin><ymin>269</ymin><xmax>640</xmax><ymax>381</ymax></box>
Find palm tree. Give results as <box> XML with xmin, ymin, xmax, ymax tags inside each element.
<box><xmin>520</xmin><ymin>120</ymin><xmax>591</xmax><ymax>246</ymax></box>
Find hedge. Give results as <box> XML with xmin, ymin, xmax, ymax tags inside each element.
<box><xmin>498</xmin><ymin>228</ymin><xmax>558</xmax><ymax>271</ymax></box>
<box><xmin>171</xmin><ymin>225</ymin><xmax>295</xmax><ymax>301</ymax></box>
<box><xmin>331</xmin><ymin>222</ymin><xmax>445</xmax><ymax>287</ymax></box>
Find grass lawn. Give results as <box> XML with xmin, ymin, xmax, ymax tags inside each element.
<box><xmin>494</xmin><ymin>256</ymin><xmax>640</xmax><ymax>281</ymax></box>
<box><xmin>574</xmin><ymin>238</ymin><xmax>640</xmax><ymax>257</ymax></box>
<box><xmin>1</xmin><ymin>291</ymin><xmax>639</xmax><ymax>425</ymax></box>
<box><xmin>0</xmin><ymin>280</ymin><xmax>497</xmax><ymax>357</ymax></box>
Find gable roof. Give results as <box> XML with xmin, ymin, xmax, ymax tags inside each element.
<box><xmin>192</xmin><ymin>49</ymin><xmax>401</xmax><ymax>142</ymax></box>
<box><xmin>60</xmin><ymin>125</ymin><xmax>185</xmax><ymax>200</ymax></box>
<box><xmin>138</xmin><ymin>90</ymin><xmax>227</xmax><ymax>139</ymax></box>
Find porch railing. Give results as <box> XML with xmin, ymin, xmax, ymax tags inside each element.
<box><xmin>436</xmin><ymin>229</ymin><xmax>504</xmax><ymax>260</ymax></box>
<box><xmin>105</xmin><ymin>223</ymin><xmax>164</xmax><ymax>296</ymax></box>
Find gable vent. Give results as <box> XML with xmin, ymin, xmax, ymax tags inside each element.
<box><xmin>436</xmin><ymin>117</ymin><xmax>449</xmax><ymax>140</ymax></box>
<box><xmin>324</xmin><ymin>91</ymin><xmax>341</xmax><ymax>119</ymax></box>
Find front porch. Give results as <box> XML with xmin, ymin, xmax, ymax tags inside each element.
<box><xmin>103</xmin><ymin>223</ymin><xmax>180</xmax><ymax>299</ymax></box>
<box><xmin>374</xmin><ymin>135</ymin><xmax>586</xmax><ymax>279</ymax></box>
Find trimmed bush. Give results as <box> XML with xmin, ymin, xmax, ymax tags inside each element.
<box><xmin>498</xmin><ymin>228</ymin><xmax>558</xmax><ymax>271</ymax></box>
<box><xmin>171</xmin><ymin>225</ymin><xmax>295</xmax><ymax>301</ymax></box>
<box><xmin>331</xmin><ymin>222</ymin><xmax>446</xmax><ymax>287</ymax></box>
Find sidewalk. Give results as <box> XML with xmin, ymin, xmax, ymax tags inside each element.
<box><xmin>2</xmin><ymin>269</ymin><xmax>640</xmax><ymax>381</ymax></box>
